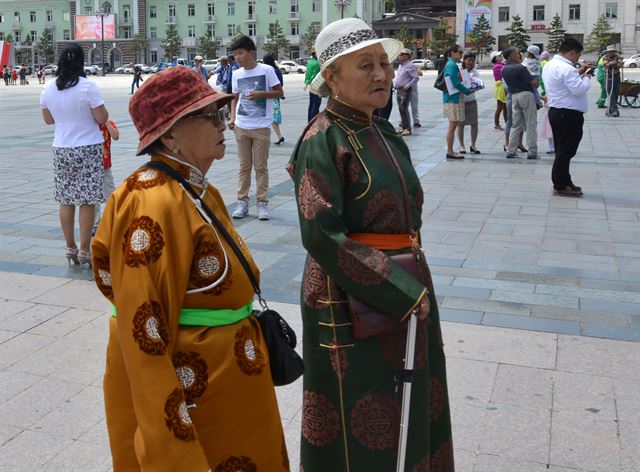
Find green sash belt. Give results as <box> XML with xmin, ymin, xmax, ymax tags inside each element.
<box><xmin>111</xmin><ymin>301</ymin><xmax>253</xmax><ymax>327</ymax></box>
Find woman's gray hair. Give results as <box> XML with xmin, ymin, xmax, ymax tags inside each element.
<box><xmin>317</xmin><ymin>62</ymin><xmax>340</xmax><ymax>98</ymax></box>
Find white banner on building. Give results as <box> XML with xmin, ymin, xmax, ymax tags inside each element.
<box><xmin>464</xmin><ymin>0</ymin><xmax>492</xmax><ymax>48</ymax></box>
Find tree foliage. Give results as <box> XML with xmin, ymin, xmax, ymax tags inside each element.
<box><xmin>385</xmin><ymin>0</ymin><xmax>395</xmax><ymax>13</ymax></box>
<box><xmin>161</xmin><ymin>24</ymin><xmax>182</xmax><ymax>60</ymax></box>
<box><xmin>301</xmin><ymin>24</ymin><xmax>318</xmax><ymax>53</ymax></box>
<box><xmin>468</xmin><ymin>14</ymin><xmax>495</xmax><ymax>62</ymax></box>
<box><xmin>232</xmin><ymin>25</ymin><xmax>244</xmax><ymax>42</ymax></box>
<box><xmin>199</xmin><ymin>35</ymin><xmax>220</xmax><ymax>59</ymax></box>
<box><xmin>545</xmin><ymin>13</ymin><xmax>566</xmax><ymax>54</ymax></box>
<box><xmin>263</xmin><ymin>21</ymin><xmax>290</xmax><ymax>59</ymax></box>
<box><xmin>16</xmin><ymin>35</ymin><xmax>32</xmax><ymax>65</ymax></box>
<box><xmin>394</xmin><ymin>25</ymin><xmax>414</xmax><ymax>48</ymax></box>
<box><xmin>506</xmin><ymin>14</ymin><xmax>531</xmax><ymax>51</ymax></box>
<box><xmin>37</xmin><ymin>29</ymin><xmax>55</xmax><ymax>64</ymax></box>
<box><xmin>423</xmin><ymin>19</ymin><xmax>457</xmax><ymax>57</ymax></box>
<box><xmin>585</xmin><ymin>15</ymin><xmax>613</xmax><ymax>53</ymax></box>
<box><xmin>130</xmin><ymin>34</ymin><xmax>149</xmax><ymax>63</ymax></box>
<box><xmin>4</xmin><ymin>33</ymin><xmax>13</xmax><ymax>43</ymax></box>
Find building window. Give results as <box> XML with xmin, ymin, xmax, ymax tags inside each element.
<box><xmin>63</xmin><ymin>12</ymin><xmax>70</xmax><ymax>21</ymax></box>
<box><xmin>533</xmin><ymin>5</ymin><xmax>544</xmax><ymax>21</ymax></box>
<box><xmin>123</xmin><ymin>28</ymin><xmax>131</xmax><ymax>39</ymax></box>
<box><xmin>569</xmin><ymin>4</ymin><xmax>581</xmax><ymax>20</ymax></box>
<box><xmin>102</xmin><ymin>2</ymin><xmax>112</xmax><ymax>13</ymax></box>
<box><xmin>63</xmin><ymin>29</ymin><xmax>70</xmax><ymax>40</ymax></box>
<box><xmin>290</xmin><ymin>0</ymin><xmax>299</xmax><ymax>14</ymax></box>
<box><xmin>269</xmin><ymin>0</ymin><xmax>277</xmax><ymax>14</ymax></box>
<box><xmin>123</xmin><ymin>5</ymin><xmax>130</xmax><ymax>19</ymax></box>
<box><xmin>248</xmin><ymin>23</ymin><xmax>256</xmax><ymax>36</ymax></box>
<box><xmin>150</xmin><ymin>27</ymin><xmax>157</xmax><ymax>39</ymax></box>
<box><xmin>168</xmin><ymin>4</ymin><xmax>176</xmax><ymax>18</ymax></box>
<box><xmin>0</xmin><ymin>32</ymin><xmax>4</xmax><ymax>41</ymax></box>
<box><xmin>149</xmin><ymin>5</ymin><xmax>156</xmax><ymax>18</ymax></box>
<box><xmin>248</xmin><ymin>1</ymin><xmax>256</xmax><ymax>18</ymax></box>
<box><xmin>0</xmin><ymin>14</ymin><xmax>4</xmax><ymax>24</ymax></box>
<box><xmin>227</xmin><ymin>24</ymin><xmax>235</xmax><ymax>36</ymax></box>
<box><xmin>312</xmin><ymin>0</ymin><xmax>320</xmax><ymax>12</ymax></box>
<box><xmin>14</xmin><ymin>11</ymin><xmax>20</xmax><ymax>21</ymax></box>
<box><xmin>188</xmin><ymin>4</ymin><xmax>195</xmax><ymax>16</ymax></box>
<box><xmin>85</xmin><ymin>6</ymin><xmax>92</xmax><ymax>13</ymax></box>
<box><xmin>498</xmin><ymin>6</ymin><xmax>509</xmax><ymax>22</ymax></box>
<box><xmin>605</xmin><ymin>3</ymin><xmax>618</xmax><ymax>19</ymax></box>
<box><xmin>227</xmin><ymin>2</ymin><xmax>235</xmax><ymax>16</ymax></box>
<box><xmin>30</xmin><ymin>11</ymin><xmax>36</xmax><ymax>22</ymax></box>
<box><xmin>290</xmin><ymin>22</ymin><xmax>299</xmax><ymax>35</ymax></box>
<box><xmin>15</xmin><ymin>31</ymin><xmax>21</xmax><ymax>42</ymax></box>
<box><xmin>207</xmin><ymin>24</ymin><xmax>215</xmax><ymax>37</ymax></box>
<box><xmin>188</xmin><ymin>25</ymin><xmax>196</xmax><ymax>37</ymax></box>
<box><xmin>46</xmin><ymin>10</ymin><xmax>53</xmax><ymax>21</ymax></box>
<box><xmin>310</xmin><ymin>22</ymin><xmax>321</xmax><ymax>34</ymax></box>
<box><xmin>207</xmin><ymin>3</ymin><xmax>215</xmax><ymax>15</ymax></box>
<box><xmin>30</xmin><ymin>30</ymin><xmax>37</xmax><ymax>41</ymax></box>
<box><xmin>151</xmin><ymin>50</ymin><xmax>158</xmax><ymax>63</ymax></box>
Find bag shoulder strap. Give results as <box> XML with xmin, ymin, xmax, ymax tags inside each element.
<box><xmin>371</xmin><ymin>125</ymin><xmax>415</xmax><ymax>234</ymax></box>
<box><xmin>143</xmin><ymin>160</ymin><xmax>266</xmax><ymax>305</ymax></box>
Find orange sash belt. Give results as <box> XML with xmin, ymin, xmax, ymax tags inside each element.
<box><xmin>348</xmin><ymin>233</ymin><xmax>412</xmax><ymax>250</ymax></box>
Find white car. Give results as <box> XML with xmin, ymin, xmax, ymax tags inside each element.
<box><xmin>411</xmin><ymin>59</ymin><xmax>434</xmax><ymax>70</ymax></box>
<box><xmin>43</xmin><ymin>64</ymin><xmax>57</xmax><ymax>75</ymax></box>
<box><xmin>114</xmin><ymin>65</ymin><xmax>127</xmax><ymax>74</ymax></box>
<box><xmin>83</xmin><ymin>64</ymin><xmax>102</xmax><ymax>75</ymax></box>
<box><xmin>203</xmin><ymin>59</ymin><xmax>219</xmax><ymax>73</ymax></box>
<box><xmin>623</xmin><ymin>54</ymin><xmax>640</xmax><ymax>68</ymax></box>
<box><xmin>278</xmin><ymin>61</ymin><xmax>306</xmax><ymax>74</ymax></box>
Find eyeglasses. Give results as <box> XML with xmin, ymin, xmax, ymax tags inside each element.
<box><xmin>185</xmin><ymin>109</ymin><xmax>227</xmax><ymax>126</ymax></box>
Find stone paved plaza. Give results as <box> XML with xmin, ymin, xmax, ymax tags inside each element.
<box><xmin>0</xmin><ymin>70</ymin><xmax>639</xmax><ymax>471</ymax></box>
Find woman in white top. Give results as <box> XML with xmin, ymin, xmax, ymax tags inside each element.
<box><xmin>40</xmin><ymin>43</ymin><xmax>109</xmax><ymax>268</ymax></box>
<box><xmin>457</xmin><ymin>51</ymin><xmax>481</xmax><ymax>154</ymax></box>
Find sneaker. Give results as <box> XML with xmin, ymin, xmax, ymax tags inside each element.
<box><xmin>257</xmin><ymin>202</ymin><xmax>270</xmax><ymax>221</ymax></box>
<box><xmin>568</xmin><ymin>183</ymin><xmax>583</xmax><ymax>194</ymax></box>
<box><xmin>553</xmin><ymin>187</ymin><xmax>583</xmax><ymax>197</ymax></box>
<box><xmin>232</xmin><ymin>201</ymin><xmax>249</xmax><ymax>219</ymax></box>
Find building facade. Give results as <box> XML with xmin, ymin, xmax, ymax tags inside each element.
<box><xmin>0</xmin><ymin>0</ymin><xmax>386</xmax><ymax>68</ymax></box>
<box><xmin>455</xmin><ymin>0</ymin><xmax>640</xmax><ymax>58</ymax></box>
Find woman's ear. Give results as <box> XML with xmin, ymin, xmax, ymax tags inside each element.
<box><xmin>323</xmin><ymin>68</ymin><xmax>338</xmax><ymax>97</ymax></box>
<box><xmin>158</xmin><ymin>131</ymin><xmax>175</xmax><ymax>153</ymax></box>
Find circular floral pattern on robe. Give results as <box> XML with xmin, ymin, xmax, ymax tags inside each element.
<box><xmin>412</xmin><ymin>439</ymin><xmax>454</xmax><ymax>472</ymax></box>
<box><xmin>362</xmin><ymin>190</ymin><xmax>405</xmax><ymax>232</ymax></box>
<box><xmin>173</xmin><ymin>351</ymin><xmax>208</xmax><ymax>404</ymax></box>
<box><xmin>301</xmin><ymin>390</ymin><xmax>340</xmax><ymax>447</ymax></box>
<box><xmin>302</xmin><ymin>113</ymin><xmax>332</xmax><ymax>142</ymax></box>
<box><xmin>350</xmin><ymin>394</ymin><xmax>400</xmax><ymax>450</ymax></box>
<box><xmin>379</xmin><ymin>319</ymin><xmax>428</xmax><ymax>371</ymax></box>
<box><xmin>286</xmin><ymin>162</ymin><xmax>297</xmax><ymax>180</ymax></box>
<box><xmin>298</xmin><ymin>169</ymin><xmax>333</xmax><ymax>220</ymax></box>
<box><xmin>132</xmin><ymin>301</ymin><xmax>169</xmax><ymax>355</ymax></box>
<box><xmin>92</xmin><ymin>256</ymin><xmax>113</xmax><ymax>299</ymax></box>
<box><xmin>429</xmin><ymin>376</ymin><xmax>446</xmax><ymax>423</ymax></box>
<box><xmin>125</xmin><ymin>167</ymin><xmax>167</xmax><ymax>191</ymax></box>
<box><xmin>164</xmin><ymin>388</ymin><xmax>197</xmax><ymax>441</ymax></box>
<box><xmin>302</xmin><ymin>257</ymin><xmax>329</xmax><ymax>309</ymax></box>
<box><xmin>214</xmin><ymin>456</ymin><xmax>257</xmax><ymax>472</ymax></box>
<box><xmin>328</xmin><ymin>348</ymin><xmax>348</xmax><ymax>380</ymax></box>
<box><xmin>337</xmin><ymin>239</ymin><xmax>392</xmax><ymax>286</ymax></box>
<box><xmin>122</xmin><ymin>216</ymin><xmax>165</xmax><ymax>267</ymax></box>
<box><xmin>188</xmin><ymin>241</ymin><xmax>233</xmax><ymax>294</ymax></box>
<box><xmin>234</xmin><ymin>325</ymin><xmax>266</xmax><ymax>376</ymax></box>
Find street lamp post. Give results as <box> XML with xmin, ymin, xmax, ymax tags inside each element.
<box><xmin>96</xmin><ymin>11</ymin><xmax>107</xmax><ymax>75</ymax></box>
<box><xmin>333</xmin><ymin>0</ymin><xmax>352</xmax><ymax>20</ymax></box>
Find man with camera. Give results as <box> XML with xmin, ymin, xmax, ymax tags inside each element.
<box><xmin>542</xmin><ymin>38</ymin><xmax>592</xmax><ymax>197</ymax></box>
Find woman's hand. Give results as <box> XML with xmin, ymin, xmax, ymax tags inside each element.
<box><xmin>416</xmin><ymin>293</ymin><xmax>430</xmax><ymax>320</ymax></box>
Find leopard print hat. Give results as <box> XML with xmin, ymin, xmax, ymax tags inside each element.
<box><xmin>310</xmin><ymin>18</ymin><xmax>403</xmax><ymax>97</ymax></box>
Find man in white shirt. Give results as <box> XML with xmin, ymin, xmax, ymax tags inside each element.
<box><xmin>228</xmin><ymin>36</ymin><xmax>283</xmax><ymax>220</ymax></box>
<box><xmin>542</xmin><ymin>38</ymin><xmax>592</xmax><ymax>197</ymax></box>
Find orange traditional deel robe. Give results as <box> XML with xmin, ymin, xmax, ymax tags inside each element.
<box><xmin>92</xmin><ymin>154</ymin><xmax>289</xmax><ymax>472</ymax></box>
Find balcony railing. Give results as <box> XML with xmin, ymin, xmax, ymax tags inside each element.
<box><xmin>119</xmin><ymin>16</ymin><xmax>131</xmax><ymax>26</ymax></box>
<box><xmin>288</xmin><ymin>11</ymin><xmax>300</xmax><ymax>20</ymax></box>
<box><xmin>165</xmin><ymin>16</ymin><xmax>177</xmax><ymax>24</ymax></box>
<box><xmin>12</xmin><ymin>20</ymin><xmax>22</xmax><ymax>30</ymax></box>
<box><xmin>182</xmin><ymin>37</ymin><xmax>198</xmax><ymax>47</ymax></box>
<box><xmin>245</xmin><ymin>13</ymin><xmax>256</xmax><ymax>21</ymax></box>
<box><xmin>204</xmin><ymin>14</ymin><xmax>216</xmax><ymax>23</ymax></box>
<box><xmin>44</xmin><ymin>20</ymin><xmax>54</xmax><ymax>28</ymax></box>
<box><xmin>286</xmin><ymin>34</ymin><xmax>300</xmax><ymax>44</ymax></box>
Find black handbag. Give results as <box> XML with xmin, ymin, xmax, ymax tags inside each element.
<box><xmin>144</xmin><ymin>160</ymin><xmax>304</xmax><ymax>386</ymax></box>
<box><xmin>434</xmin><ymin>69</ymin><xmax>447</xmax><ymax>92</ymax></box>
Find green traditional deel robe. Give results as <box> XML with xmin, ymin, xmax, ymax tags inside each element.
<box><xmin>287</xmin><ymin>98</ymin><xmax>455</xmax><ymax>472</ymax></box>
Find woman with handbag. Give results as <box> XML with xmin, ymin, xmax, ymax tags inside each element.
<box><xmin>91</xmin><ymin>66</ymin><xmax>289</xmax><ymax>471</ymax></box>
<box><xmin>288</xmin><ymin>18</ymin><xmax>454</xmax><ymax>472</ymax></box>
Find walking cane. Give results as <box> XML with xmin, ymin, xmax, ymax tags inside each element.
<box><xmin>396</xmin><ymin>311</ymin><xmax>418</xmax><ymax>472</ymax></box>
<box><xmin>604</xmin><ymin>68</ymin><xmax>612</xmax><ymax>115</ymax></box>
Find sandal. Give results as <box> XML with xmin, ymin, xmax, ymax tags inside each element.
<box><xmin>469</xmin><ymin>146</ymin><xmax>481</xmax><ymax>154</ymax></box>
<box><xmin>65</xmin><ymin>247</ymin><xmax>79</xmax><ymax>266</ymax></box>
<box><xmin>517</xmin><ymin>145</ymin><xmax>529</xmax><ymax>153</ymax></box>
<box><xmin>78</xmin><ymin>250</ymin><xmax>92</xmax><ymax>269</ymax></box>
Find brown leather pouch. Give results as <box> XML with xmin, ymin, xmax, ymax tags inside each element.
<box><xmin>348</xmin><ymin>252</ymin><xmax>424</xmax><ymax>340</ymax></box>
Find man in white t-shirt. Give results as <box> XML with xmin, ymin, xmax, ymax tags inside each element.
<box><xmin>228</xmin><ymin>36</ymin><xmax>283</xmax><ymax>220</ymax></box>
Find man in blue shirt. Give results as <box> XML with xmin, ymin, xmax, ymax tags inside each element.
<box><xmin>214</xmin><ymin>56</ymin><xmax>229</xmax><ymax>91</ymax></box>
<box><xmin>192</xmin><ymin>55</ymin><xmax>210</xmax><ymax>82</ymax></box>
